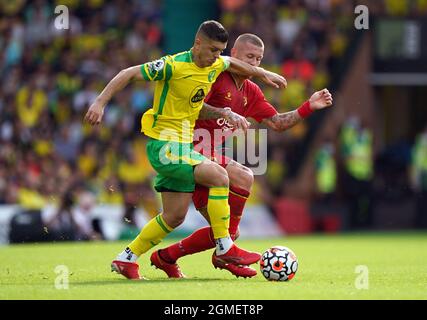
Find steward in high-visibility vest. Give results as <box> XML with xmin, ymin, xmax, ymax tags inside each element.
<box><xmin>411</xmin><ymin>132</ymin><xmax>427</xmax><ymax>192</ymax></box>
<box><xmin>341</xmin><ymin>122</ymin><xmax>373</xmax><ymax>181</ymax></box>
<box><xmin>315</xmin><ymin>144</ymin><xmax>337</xmax><ymax>194</ymax></box>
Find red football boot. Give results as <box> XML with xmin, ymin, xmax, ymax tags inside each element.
<box><xmin>111</xmin><ymin>260</ymin><xmax>144</xmax><ymax>280</ymax></box>
<box><xmin>150</xmin><ymin>250</ymin><xmax>186</xmax><ymax>279</ymax></box>
<box><xmin>212</xmin><ymin>253</ymin><xmax>257</xmax><ymax>278</ymax></box>
<box><xmin>214</xmin><ymin>244</ymin><xmax>261</xmax><ymax>266</ymax></box>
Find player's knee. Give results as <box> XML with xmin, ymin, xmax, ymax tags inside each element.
<box><xmin>163</xmin><ymin>212</ymin><xmax>186</xmax><ymax>228</ymax></box>
<box><xmin>216</xmin><ymin>174</ymin><xmax>229</xmax><ymax>187</ymax></box>
<box><xmin>212</xmin><ymin>166</ymin><xmax>229</xmax><ymax>187</ymax></box>
<box><xmin>231</xmin><ymin>166</ymin><xmax>253</xmax><ymax>191</ymax></box>
<box><xmin>168</xmin><ymin>216</ymin><xmax>185</xmax><ymax>228</ymax></box>
<box><xmin>240</xmin><ymin>167</ymin><xmax>254</xmax><ymax>190</ymax></box>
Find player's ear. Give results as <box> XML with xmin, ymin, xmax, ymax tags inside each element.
<box><xmin>194</xmin><ymin>37</ymin><xmax>202</xmax><ymax>49</ymax></box>
<box><xmin>230</xmin><ymin>47</ymin><xmax>237</xmax><ymax>58</ymax></box>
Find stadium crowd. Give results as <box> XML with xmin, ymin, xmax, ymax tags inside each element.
<box><xmin>1</xmin><ymin>0</ymin><xmax>426</xmax><ymax>233</ymax></box>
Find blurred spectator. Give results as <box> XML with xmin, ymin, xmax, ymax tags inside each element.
<box><xmin>73</xmin><ymin>191</ymin><xmax>103</xmax><ymax>240</ymax></box>
<box><xmin>314</xmin><ymin>139</ymin><xmax>337</xmax><ymax>202</ymax></box>
<box><xmin>410</xmin><ymin>126</ymin><xmax>427</xmax><ymax>228</ymax></box>
<box><xmin>44</xmin><ymin>190</ymin><xmax>102</xmax><ymax>241</ymax></box>
<box><xmin>311</xmin><ymin>137</ymin><xmax>343</xmax><ymax>232</ymax></box>
<box><xmin>43</xmin><ymin>191</ymin><xmax>78</xmax><ymax>241</ymax></box>
<box><xmin>282</xmin><ymin>43</ymin><xmax>315</xmax><ymax>84</ymax></box>
<box><xmin>339</xmin><ymin>116</ymin><xmax>374</xmax><ymax>229</ymax></box>
<box><xmin>276</xmin><ymin>0</ymin><xmax>307</xmax><ymax>56</ymax></box>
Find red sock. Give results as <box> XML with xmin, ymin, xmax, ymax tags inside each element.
<box><xmin>228</xmin><ymin>186</ymin><xmax>249</xmax><ymax>236</ymax></box>
<box><xmin>164</xmin><ymin>226</ymin><xmax>215</xmax><ymax>263</ymax></box>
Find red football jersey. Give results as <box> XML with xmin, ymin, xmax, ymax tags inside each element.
<box><xmin>194</xmin><ymin>71</ymin><xmax>278</xmax><ymax>152</ymax></box>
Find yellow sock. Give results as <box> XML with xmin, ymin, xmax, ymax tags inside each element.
<box><xmin>207</xmin><ymin>187</ymin><xmax>230</xmax><ymax>239</ymax></box>
<box><xmin>128</xmin><ymin>214</ymin><xmax>173</xmax><ymax>256</ymax></box>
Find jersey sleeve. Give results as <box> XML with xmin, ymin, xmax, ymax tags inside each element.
<box><xmin>205</xmin><ymin>74</ymin><xmax>222</xmax><ymax>102</ymax></box>
<box><xmin>247</xmin><ymin>83</ymin><xmax>278</xmax><ymax>123</ymax></box>
<box><xmin>219</xmin><ymin>56</ymin><xmax>230</xmax><ymax>71</ymax></box>
<box><xmin>140</xmin><ymin>55</ymin><xmax>174</xmax><ymax>81</ymax></box>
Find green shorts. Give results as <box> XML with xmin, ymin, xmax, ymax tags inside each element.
<box><xmin>146</xmin><ymin>138</ymin><xmax>207</xmax><ymax>193</ymax></box>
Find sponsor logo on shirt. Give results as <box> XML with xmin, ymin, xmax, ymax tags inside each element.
<box><xmin>189</xmin><ymin>85</ymin><xmax>207</xmax><ymax>107</ymax></box>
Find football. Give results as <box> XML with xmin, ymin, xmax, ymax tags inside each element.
<box><xmin>260</xmin><ymin>246</ymin><xmax>298</xmax><ymax>281</ymax></box>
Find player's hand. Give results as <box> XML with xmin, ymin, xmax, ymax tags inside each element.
<box><xmin>224</xmin><ymin>109</ymin><xmax>251</xmax><ymax>132</ymax></box>
<box><xmin>84</xmin><ymin>101</ymin><xmax>105</xmax><ymax>125</ymax></box>
<box><xmin>261</xmin><ymin>69</ymin><xmax>287</xmax><ymax>89</ymax></box>
<box><xmin>309</xmin><ymin>88</ymin><xmax>333</xmax><ymax>110</ymax></box>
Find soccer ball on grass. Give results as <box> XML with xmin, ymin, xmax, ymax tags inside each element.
<box><xmin>260</xmin><ymin>246</ymin><xmax>298</xmax><ymax>281</ymax></box>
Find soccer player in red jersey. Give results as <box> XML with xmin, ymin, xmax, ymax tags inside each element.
<box><xmin>150</xmin><ymin>33</ymin><xmax>333</xmax><ymax>278</ymax></box>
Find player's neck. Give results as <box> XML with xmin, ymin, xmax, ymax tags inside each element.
<box><xmin>230</xmin><ymin>72</ymin><xmax>246</xmax><ymax>90</ymax></box>
<box><xmin>190</xmin><ymin>48</ymin><xmax>204</xmax><ymax>68</ymax></box>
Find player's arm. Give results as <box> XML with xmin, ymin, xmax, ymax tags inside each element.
<box><xmin>85</xmin><ymin>56</ymin><xmax>173</xmax><ymax>125</ymax></box>
<box><xmin>262</xmin><ymin>110</ymin><xmax>301</xmax><ymax>132</ymax></box>
<box><xmin>225</xmin><ymin>56</ymin><xmax>287</xmax><ymax>89</ymax></box>
<box><xmin>263</xmin><ymin>89</ymin><xmax>333</xmax><ymax>132</ymax></box>
<box><xmin>84</xmin><ymin>65</ymin><xmax>144</xmax><ymax>125</ymax></box>
<box><xmin>199</xmin><ymin>102</ymin><xmax>251</xmax><ymax>131</ymax></box>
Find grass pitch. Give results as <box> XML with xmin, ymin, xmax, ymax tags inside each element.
<box><xmin>0</xmin><ymin>232</ymin><xmax>426</xmax><ymax>300</ymax></box>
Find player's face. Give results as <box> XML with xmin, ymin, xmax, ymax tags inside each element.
<box><xmin>194</xmin><ymin>37</ymin><xmax>227</xmax><ymax>67</ymax></box>
<box><xmin>232</xmin><ymin>42</ymin><xmax>264</xmax><ymax>67</ymax></box>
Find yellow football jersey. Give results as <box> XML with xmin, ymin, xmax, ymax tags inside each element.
<box><xmin>140</xmin><ymin>50</ymin><xmax>229</xmax><ymax>143</ymax></box>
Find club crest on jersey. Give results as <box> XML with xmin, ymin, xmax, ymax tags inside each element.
<box><xmin>225</xmin><ymin>92</ymin><xmax>232</xmax><ymax>100</ymax></box>
<box><xmin>208</xmin><ymin>70</ymin><xmax>216</xmax><ymax>82</ymax></box>
<box><xmin>148</xmin><ymin>59</ymin><xmax>165</xmax><ymax>73</ymax></box>
<box><xmin>189</xmin><ymin>85</ymin><xmax>207</xmax><ymax>108</ymax></box>
<box><xmin>243</xmin><ymin>96</ymin><xmax>248</xmax><ymax>106</ymax></box>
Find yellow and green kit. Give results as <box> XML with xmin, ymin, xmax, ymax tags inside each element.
<box><xmin>140</xmin><ymin>50</ymin><xmax>229</xmax><ymax>192</ymax></box>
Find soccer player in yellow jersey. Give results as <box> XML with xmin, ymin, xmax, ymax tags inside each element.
<box><xmin>84</xmin><ymin>20</ymin><xmax>287</xmax><ymax>280</ymax></box>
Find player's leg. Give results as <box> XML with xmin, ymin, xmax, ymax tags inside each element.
<box><xmin>223</xmin><ymin>160</ymin><xmax>254</xmax><ymax>238</ymax></box>
<box><xmin>209</xmin><ymin>160</ymin><xmax>256</xmax><ymax>276</ymax></box>
<box><xmin>159</xmin><ymin>160</ymin><xmax>253</xmax><ymax>261</ymax></box>
<box><xmin>194</xmin><ymin>159</ymin><xmax>231</xmax><ymax>247</ymax></box>
<box><xmin>152</xmin><ymin>186</ymin><xmax>214</xmax><ymax>267</ymax></box>
<box><xmin>111</xmin><ymin>192</ymin><xmax>192</xmax><ymax>280</ymax></box>
<box><xmin>127</xmin><ymin>192</ymin><xmax>192</xmax><ymax>256</ymax></box>
<box><xmin>193</xmin><ymin>160</ymin><xmax>260</xmax><ymax>265</ymax></box>
<box><xmin>155</xmin><ymin>159</ymin><xmax>257</xmax><ymax>277</ymax></box>
<box><xmin>148</xmin><ymin>191</ymin><xmax>192</xmax><ymax>278</ymax></box>
<box><xmin>111</xmin><ymin>139</ymin><xmax>197</xmax><ymax>280</ymax></box>
<box><xmin>148</xmin><ymin>156</ymin><xmax>232</xmax><ymax>278</ymax></box>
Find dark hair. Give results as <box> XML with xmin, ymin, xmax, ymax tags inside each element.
<box><xmin>197</xmin><ymin>20</ymin><xmax>228</xmax><ymax>43</ymax></box>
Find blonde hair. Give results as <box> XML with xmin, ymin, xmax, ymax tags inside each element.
<box><xmin>235</xmin><ymin>33</ymin><xmax>264</xmax><ymax>48</ymax></box>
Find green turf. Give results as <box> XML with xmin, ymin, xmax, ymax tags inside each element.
<box><xmin>0</xmin><ymin>232</ymin><xmax>426</xmax><ymax>300</ymax></box>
